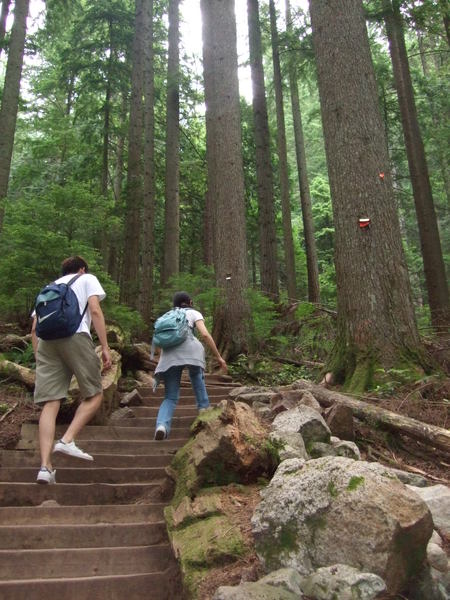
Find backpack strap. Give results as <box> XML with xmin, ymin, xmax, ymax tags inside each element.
<box><xmin>66</xmin><ymin>273</ymin><xmax>88</xmax><ymax>320</ymax></box>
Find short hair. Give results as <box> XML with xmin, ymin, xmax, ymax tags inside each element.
<box><xmin>173</xmin><ymin>291</ymin><xmax>192</xmax><ymax>308</ymax></box>
<box><xmin>61</xmin><ymin>256</ymin><xmax>89</xmax><ymax>275</ymax></box>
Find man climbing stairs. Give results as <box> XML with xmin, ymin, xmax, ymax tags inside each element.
<box><xmin>0</xmin><ymin>375</ymin><xmax>236</xmax><ymax>600</ymax></box>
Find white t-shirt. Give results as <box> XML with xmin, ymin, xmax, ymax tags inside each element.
<box><xmin>51</xmin><ymin>273</ymin><xmax>106</xmax><ymax>336</ymax></box>
<box><xmin>184</xmin><ymin>308</ymin><xmax>204</xmax><ymax>328</ymax></box>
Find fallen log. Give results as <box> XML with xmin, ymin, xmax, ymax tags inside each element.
<box><xmin>121</xmin><ymin>342</ymin><xmax>155</xmax><ymax>372</ymax></box>
<box><xmin>0</xmin><ymin>333</ymin><xmax>31</xmax><ymax>352</ymax></box>
<box><xmin>294</xmin><ymin>379</ymin><xmax>450</xmax><ymax>455</ymax></box>
<box><xmin>271</xmin><ymin>356</ymin><xmax>324</xmax><ymax>369</ymax></box>
<box><xmin>0</xmin><ymin>359</ymin><xmax>35</xmax><ymax>389</ymax></box>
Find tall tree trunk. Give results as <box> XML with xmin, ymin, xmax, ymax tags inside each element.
<box><xmin>162</xmin><ymin>0</ymin><xmax>180</xmax><ymax>286</ymax></box>
<box><xmin>121</xmin><ymin>0</ymin><xmax>144</xmax><ymax>308</ymax></box>
<box><xmin>0</xmin><ymin>0</ymin><xmax>11</xmax><ymax>57</ymax></box>
<box><xmin>201</xmin><ymin>0</ymin><xmax>249</xmax><ymax>360</ymax></box>
<box><xmin>383</xmin><ymin>0</ymin><xmax>449</xmax><ymax>334</ymax></box>
<box><xmin>247</xmin><ymin>0</ymin><xmax>279</xmax><ymax>301</ymax></box>
<box><xmin>269</xmin><ymin>0</ymin><xmax>297</xmax><ymax>302</ymax></box>
<box><xmin>439</xmin><ymin>0</ymin><xmax>450</xmax><ymax>47</ymax></box>
<box><xmin>0</xmin><ymin>0</ymin><xmax>29</xmax><ymax>232</ymax></box>
<box><xmin>108</xmin><ymin>90</ymin><xmax>128</xmax><ymax>284</ymax></box>
<box><xmin>285</xmin><ymin>0</ymin><xmax>320</xmax><ymax>304</ymax></box>
<box><xmin>140</xmin><ymin>0</ymin><xmax>155</xmax><ymax>326</ymax></box>
<box><xmin>309</xmin><ymin>0</ymin><xmax>424</xmax><ymax>393</ymax></box>
<box><xmin>203</xmin><ymin>190</ymin><xmax>214</xmax><ymax>266</ymax></box>
<box><xmin>100</xmin><ymin>20</ymin><xmax>114</xmax><ymax>269</ymax></box>
<box><xmin>416</xmin><ymin>32</ymin><xmax>450</xmax><ymax>216</ymax></box>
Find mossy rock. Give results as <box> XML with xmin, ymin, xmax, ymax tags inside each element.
<box><xmin>169</xmin><ymin>514</ymin><xmax>246</xmax><ymax>598</ymax></box>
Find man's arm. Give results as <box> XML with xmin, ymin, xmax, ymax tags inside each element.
<box><xmin>88</xmin><ymin>295</ymin><xmax>112</xmax><ymax>371</ymax></box>
<box><xmin>31</xmin><ymin>316</ymin><xmax>38</xmax><ymax>356</ymax></box>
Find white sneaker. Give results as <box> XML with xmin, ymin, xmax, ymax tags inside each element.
<box><xmin>36</xmin><ymin>467</ymin><xmax>56</xmax><ymax>484</ymax></box>
<box><xmin>154</xmin><ymin>425</ymin><xmax>167</xmax><ymax>440</ymax></box>
<box><xmin>53</xmin><ymin>439</ymin><xmax>93</xmax><ymax>461</ymax></box>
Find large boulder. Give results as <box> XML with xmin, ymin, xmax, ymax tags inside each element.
<box><xmin>251</xmin><ymin>456</ymin><xmax>433</xmax><ymax>594</ymax></box>
<box><xmin>170</xmin><ymin>401</ymin><xmax>273</xmax><ymax>505</ymax></box>
<box><xmin>213</xmin><ymin>582</ymin><xmax>299</xmax><ymax>600</ymax></box>
<box><xmin>324</xmin><ymin>403</ymin><xmax>355</xmax><ymax>441</ymax></box>
<box><xmin>272</xmin><ymin>405</ymin><xmax>331</xmax><ymax>446</ymax></box>
<box><xmin>300</xmin><ymin>564</ymin><xmax>386</xmax><ymax>600</ymax></box>
<box><xmin>407</xmin><ymin>484</ymin><xmax>450</xmax><ymax>537</ymax></box>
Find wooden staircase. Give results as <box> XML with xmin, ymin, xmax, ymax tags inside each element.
<box><xmin>0</xmin><ymin>376</ymin><xmax>236</xmax><ymax>600</ymax></box>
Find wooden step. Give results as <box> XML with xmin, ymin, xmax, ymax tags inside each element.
<box><xmin>0</xmin><ymin>370</ymin><xmax>238</xmax><ymax>597</ymax></box>
<box><xmin>19</xmin><ymin>423</ymin><xmax>192</xmax><ymax>442</ymax></box>
<box><xmin>0</xmin><ymin>544</ymin><xmax>172</xmax><ymax>579</ymax></box>
<box><xmin>0</xmin><ymin>466</ymin><xmax>166</xmax><ymax>484</ymax></box>
<box><xmin>0</xmin><ymin>503</ymin><xmax>166</xmax><ymax>525</ymax></box>
<box><xmin>16</xmin><ymin>438</ymin><xmax>188</xmax><ymax>455</ymax></box>
<box><xmin>0</xmin><ymin>521</ymin><xmax>167</xmax><ymax>549</ymax></box>
<box><xmin>0</xmin><ymin>482</ymin><xmax>164</xmax><ymax>506</ymax></box>
<box><xmin>0</xmin><ymin>571</ymin><xmax>176</xmax><ymax>600</ymax></box>
<box><xmin>0</xmin><ymin>450</ymin><xmax>173</xmax><ymax>468</ymax></box>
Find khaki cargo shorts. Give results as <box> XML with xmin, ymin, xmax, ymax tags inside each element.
<box><xmin>34</xmin><ymin>333</ymin><xmax>102</xmax><ymax>404</ymax></box>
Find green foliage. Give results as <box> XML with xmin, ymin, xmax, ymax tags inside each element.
<box><xmin>4</xmin><ymin>344</ymin><xmax>35</xmax><ymax>368</ymax></box>
<box><xmin>295</xmin><ymin>301</ymin><xmax>315</xmax><ymax>319</ymax></box>
<box><xmin>245</xmin><ymin>288</ymin><xmax>278</xmax><ymax>352</ymax></box>
<box><xmin>0</xmin><ymin>182</ymin><xmax>141</xmax><ymax>339</ymax></box>
<box><xmin>154</xmin><ymin>267</ymin><xmax>218</xmax><ymax>330</ymax></box>
<box><xmin>371</xmin><ymin>364</ymin><xmax>426</xmax><ymax>397</ymax></box>
<box><xmin>106</xmin><ymin>305</ymin><xmax>144</xmax><ymax>340</ymax></box>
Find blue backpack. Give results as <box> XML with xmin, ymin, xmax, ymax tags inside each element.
<box><xmin>151</xmin><ymin>308</ymin><xmax>191</xmax><ymax>358</ymax></box>
<box><xmin>34</xmin><ymin>274</ymin><xmax>87</xmax><ymax>340</ymax></box>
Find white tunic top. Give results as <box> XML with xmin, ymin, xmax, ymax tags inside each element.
<box><xmin>154</xmin><ymin>308</ymin><xmax>206</xmax><ymax>375</ymax></box>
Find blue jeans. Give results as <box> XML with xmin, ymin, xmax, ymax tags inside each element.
<box><xmin>156</xmin><ymin>365</ymin><xmax>209</xmax><ymax>436</ymax></box>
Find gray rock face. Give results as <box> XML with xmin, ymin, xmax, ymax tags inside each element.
<box><xmin>269</xmin><ymin>431</ymin><xmax>309</xmax><ymax>461</ymax></box>
<box><xmin>251</xmin><ymin>456</ymin><xmax>433</xmax><ymax>594</ymax></box>
<box><xmin>331</xmin><ymin>439</ymin><xmax>361</xmax><ymax>460</ymax></box>
<box><xmin>212</xmin><ymin>582</ymin><xmax>299</xmax><ymax>600</ymax></box>
<box><xmin>427</xmin><ymin>542</ymin><xmax>449</xmax><ymax>573</ymax></box>
<box><xmin>272</xmin><ymin>406</ymin><xmax>331</xmax><ymax>445</ymax></box>
<box><xmin>258</xmin><ymin>567</ymin><xmax>304</xmax><ymax>596</ymax></box>
<box><xmin>325</xmin><ymin>403</ymin><xmax>355</xmax><ymax>441</ymax></box>
<box><xmin>300</xmin><ymin>564</ymin><xmax>386</xmax><ymax>600</ymax></box>
<box><xmin>407</xmin><ymin>485</ymin><xmax>450</xmax><ymax>537</ymax></box>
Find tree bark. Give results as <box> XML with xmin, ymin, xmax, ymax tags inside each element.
<box><xmin>162</xmin><ymin>0</ymin><xmax>181</xmax><ymax>286</ymax></box>
<box><xmin>439</xmin><ymin>0</ymin><xmax>450</xmax><ymax>47</ymax></box>
<box><xmin>285</xmin><ymin>0</ymin><xmax>320</xmax><ymax>304</ymax></box>
<box><xmin>295</xmin><ymin>380</ymin><xmax>450</xmax><ymax>455</ymax></box>
<box><xmin>140</xmin><ymin>0</ymin><xmax>155</xmax><ymax>326</ymax></box>
<box><xmin>247</xmin><ymin>0</ymin><xmax>279</xmax><ymax>301</ymax></box>
<box><xmin>121</xmin><ymin>0</ymin><xmax>144</xmax><ymax>308</ymax></box>
<box><xmin>108</xmin><ymin>91</ymin><xmax>128</xmax><ymax>283</ymax></box>
<box><xmin>0</xmin><ymin>358</ymin><xmax>35</xmax><ymax>389</ymax></box>
<box><xmin>0</xmin><ymin>0</ymin><xmax>11</xmax><ymax>57</ymax></box>
<box><xmin>269</xmin><ymin>0</ymin><xmax>297</xmax><ymax>301</ymax></box>
<box><xmin>383</xmin><ymin>0</ymin><xmax>449</xmax><ymax>334</ymax></box>
<box><xmin>0</xmin><ymin>0</ymin><xmax>30</xmax><ymax>232</ymax></box>
<box><xmin>201</xmin><ymin>0</ymin><xmax>250</xmax><ymax>359</ymax></box>
<box><xmin>203</xmin><ymin>190</ymin><xmax>214</xmax><ymax>266</ymax></box>
<box><xmin>309</xmin><ymin>0</ymin><xmax>423</xmax><ymax>393</ymax></box>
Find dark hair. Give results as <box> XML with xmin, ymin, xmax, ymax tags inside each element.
<box><xmin>173</xmin><ymin>291</ymin><xmax>192</xmax><ymax>308</ymax></box>
<box><xmin>61</xmin><ymin>256</ymin><xmax>89</xmax><ymax>275</ymax></box>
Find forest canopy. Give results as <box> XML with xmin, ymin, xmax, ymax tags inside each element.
<box><xmin>0</xmin><ymin>0</ymin><xmax>448</xmax><ymax>390</ymax></box>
